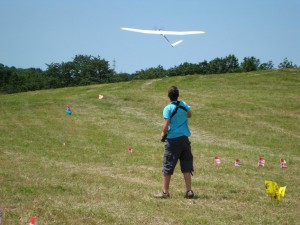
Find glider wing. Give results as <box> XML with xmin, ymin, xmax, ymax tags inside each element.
<box><xmin>121</xmin><ymin>27</ymin><xmax>206</xmax><ymax>35</ymax></box>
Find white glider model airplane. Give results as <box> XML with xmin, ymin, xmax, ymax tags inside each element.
<box><xmin>121</xmin><ymin>27</ymin><xmax>206</xmax><ymax>47</ymax></box>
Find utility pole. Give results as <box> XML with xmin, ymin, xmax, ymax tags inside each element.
<box><xmin>112</xmin><ymin>59</ymin><xmax>116</xmax><ymax>73</ymax></box>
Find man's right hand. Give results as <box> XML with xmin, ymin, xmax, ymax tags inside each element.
<box><xmin>161</xmin><ymin>134</ymin><xmax>167</xmax><ymax>142</ymax></box>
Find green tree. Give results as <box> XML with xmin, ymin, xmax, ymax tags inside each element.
<box><xmin>197</xmin><ymin>60</ymin><xmax>208</xmax><ymax>75</ymax></box>
<box><xmin>177</xmin><ymin>62</ymin><xmax>200</xmax><ymax>75</ymax></box>
<box><xmin>259</xmin><ymin>61</ymin><xmax>274</xmax><ymax>70</ymax></box>
<box><xmin>4</xmin><ymin>70</ymin><xmax>24</xmax><ymax>93</ymax></box>
<box><xmin>45</xmin><ymin>63</ymin><xmax>65</xmax><ymax>88</ymax></box>
<box><xmin>45</xmin><ymin>55</ymin><xmax>114</xmax><ymax>87</ymax></box>
<box><xmin>114</xmin><ymin>72</ymin><xmax>132</xmax><ymax>82</ymax></box>
<box><xmin>132</xmin><ymin>65</ymin><xmax>166</xmax><ymax>79</ymax></box>
<box><xmin>240</xmin><ymin>56</ymin><xmax>260</xmax><ymax>72</ymax></box>
<box><xmin>278</xmin><ymin>58</ymin><xmax>297</xmax><ymax>69</ymax></box>
<box><xmin>0</xmin><ymin>64</ymin><xmax>12</xmax><ymax>90</ymax></box>
<box><xmin>208</xmin><ymin>57</ymin><xmax>225</xmax><ymax>74</ymax></box>
<box><xmin>17</xmin><ymin>68</ymin><xmax>46</xmax><ymax>91</ymax></box>
<box><xmin>223</xmin><ymin>54</ymin><xmax>240</xmax><ymax>73</ymax></box>
<box><xmin>166</xmin><ymin>65</ymin><xmax>180</xmax><ymax>77</ymax></box>
<box><xmin>72</xmin><ymin>55</ymin><xmax>113</xmax><ymax>85</ymax></box>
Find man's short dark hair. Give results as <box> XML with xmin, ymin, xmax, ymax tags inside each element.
<box><xmin>168</xmin><ymin>86</ymin><xmax>179</xmax><ymax>101</ymax></box>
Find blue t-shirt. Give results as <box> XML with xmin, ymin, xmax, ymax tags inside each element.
<box><xmin>163</xmin><ymin>101</ymin><xmax>191</xmax><ymax>139</ymax></box>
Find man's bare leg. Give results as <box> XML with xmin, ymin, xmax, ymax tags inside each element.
<box><xmin>163</xmin><ymin>174</ymin><xmax>171</xmax><ymax>193</ymax></box>
<box><xmin>183</xmin><ymin>172</ymin><xmax>192</xmax><ymax>192</ymax></box>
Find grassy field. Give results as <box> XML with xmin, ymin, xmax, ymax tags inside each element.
<box><xmin>0</xmin><ymin>69</ymin><xmax>299</xmax><ymax>224</ymax></box>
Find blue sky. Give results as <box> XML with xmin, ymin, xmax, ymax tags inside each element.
<box><xmin>0</xmin><ymin>0</ymin><xmax>299</xmax><ymax>73</ymax></box>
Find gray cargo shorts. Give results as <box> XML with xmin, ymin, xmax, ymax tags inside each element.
<box><xmin>162</xmin><ymin>136</ymin><xmax>194</xmax><ymax>175</ymax></box>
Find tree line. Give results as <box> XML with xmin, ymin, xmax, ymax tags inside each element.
<box><xmin>0</xmin><ymin>54</ymin><xmax>298</xmax><ymax>93</ymax></box>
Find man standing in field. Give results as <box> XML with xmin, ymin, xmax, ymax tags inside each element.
<box><xmin>155</xmin><ymin>86</ymin><xmax>194</xmax><ymax>199</ymax></box>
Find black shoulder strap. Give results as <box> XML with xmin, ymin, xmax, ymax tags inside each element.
<box><xmin>170</xmin><ymin>101</ymin><xmax>187</xmax><ymax>119</ymax></box>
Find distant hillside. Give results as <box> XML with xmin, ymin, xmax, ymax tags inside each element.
<box><xmin>0</xmin><ymin>69</ymin><xmax>299</xmax><ymax>224</ymax></box>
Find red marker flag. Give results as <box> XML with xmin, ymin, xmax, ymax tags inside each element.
<box><xmin>29</xmin><ymin>217</ymin><xmax>37</xmax><ymax>225</ymax></box>
<box><xmin>258</xmin><ymin>157</ymin><xmax>265</xmax><ymax>167</ymax></box>
<box><xmin>214</xmin><ymin>156</ymin><xmax>221</xmax><ymax>164</ymax></box>
<box><xmin>234</xmin><ymin>159</ymin><xmax>241</xmax><ymax>167</ymax></box>
<box><xmin>280</xmin><ymin>159</ymin><xmax>287</xmax><ymax>169</ymax></box>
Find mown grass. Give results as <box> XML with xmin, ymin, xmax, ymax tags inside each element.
<box><xmin>0</xmin><ymin>69</ymin><xmax>299</xmax><ymax>224</ymax></box>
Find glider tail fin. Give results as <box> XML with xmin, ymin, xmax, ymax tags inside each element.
<box><xmin>171</xmin><ymin>40</ymin><xmax>183</xmax><ymax>47</ymax></box>
<box><xmin>162</xmin><ymin>35</ymin><xmax>183</xmax><ymax>47</ymax></box>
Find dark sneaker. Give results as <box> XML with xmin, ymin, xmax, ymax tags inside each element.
<box><xmin>154</xmin><ymin>192</ymin><xmax>170</xmax><ymax>199</ymax></box>
<box><xmin>185</xmin><ymin>190</ymin><xmax>194</xmax><ymax>199</ymax></box>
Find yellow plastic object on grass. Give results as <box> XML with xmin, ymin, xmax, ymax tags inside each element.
<box><xmin>264</xmin><ymin>180</ymin><xmax>286</xmax><ymax>202</ymax></box>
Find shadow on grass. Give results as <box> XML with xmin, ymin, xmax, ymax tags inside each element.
<box><xmin>187</xmin><ymin>194</ymin><xmax>211</xmax><ymax>200</ymax></box>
